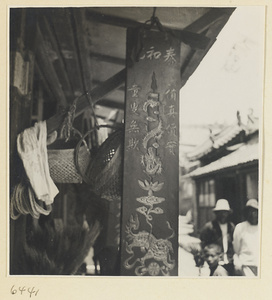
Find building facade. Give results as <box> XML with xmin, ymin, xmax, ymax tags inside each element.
<box><xmin>183</xmin><ymin>113</ymin><xmax>259</xmax><ymax>232</ymax></box>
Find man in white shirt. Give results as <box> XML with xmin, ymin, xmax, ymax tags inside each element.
<box><xmin>233</xmin><ymin>199</ymin><xmax>259</xmax><ymax>276</ymax></box>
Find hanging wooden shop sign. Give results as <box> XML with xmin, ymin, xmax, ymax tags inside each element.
<box><xmin>120</xmin><ymin>27</ymin><xmax>182</xmax><ymax>276</ymax></box>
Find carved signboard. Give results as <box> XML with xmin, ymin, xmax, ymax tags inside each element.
<box><xmin>120</xmin><ymin>28</ymin><xmax>181</xmax><ymax>276</ymax></box>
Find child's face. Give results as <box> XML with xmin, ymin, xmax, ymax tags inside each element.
<box><xmin>204</xmin><ymin>248</ymin><xmax>220</xmax><ymax>268</ymax></box>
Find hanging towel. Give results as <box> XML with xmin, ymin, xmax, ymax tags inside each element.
<box><xmin>17</xmin><ymin>121</ymin><xmax>59</xmax><ymax>205</ymax></box>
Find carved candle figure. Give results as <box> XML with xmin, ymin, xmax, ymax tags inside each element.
<box><xmin>143</xmin><ymin>72</ymin><xmax>161</xmax><ymax>150</ymax></box>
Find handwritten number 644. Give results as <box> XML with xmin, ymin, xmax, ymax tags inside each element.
<box><xmin>11</xmin><ymin>285</ymin><xmax>39</xmax><ymax>297</ymax></box>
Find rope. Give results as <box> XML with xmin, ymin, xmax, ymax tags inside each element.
<box><xmin>60</xmin><ymin>96</ymin><xmax>79</xmax><ymax>142</ymax></box>
<box><xmin>85</xmin><ymin>92</ymin><xmax>99</xmax><ymax>129</ymax></box>
<box><xmin>60</xmin><ymin>91</ymin><xmax>100</xmax><ymax>142</ymax></box>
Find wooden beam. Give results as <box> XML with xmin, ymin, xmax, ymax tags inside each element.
<box><xmin>70</xmin><ymin>8</ymin><xmax>93</xmax><ymax>94</ymax></box>
<box><xmin>10</xmin><ymin>9</ymin><xmax>36</xmax><ymax>274</ymax></box>
<box><xmin>38</xmin><ymin>15</ymin><xmax>74</xmax><ymax>99</ymax></box>
<box><xmin>10</xmin><ymin>8</ymin><xmax>25</xmax><ymax>53</ymax></box>
<box><xmin>36</xmin><ymin>25</ymin><xmax>67</xmax><ymax>108</ymax></box>
<box><xmin>85</xmin><ymin>9</ymin><xmax>141</xmax><ymax>28</ymax></box>
<box><xmin>76</xmin><ymin>68</ymin><xmax>126</xmax><ymax>113</ymax></box>
<box><xmin>46</xmin><ymin>68</ymin><xmax>126</xmax><ymax>133</ymax></box>
<box><xmin>35</xmin><ymin>62</ymin><xmax>56</xmax><ymax>102</ymax></box>
<box><xmin>85</xmin><ymin>9</ymin><xmax>211</xmax><ymax>50</ymax></box>
<box><xmin>48</xmin><ymin>8</ymin><xmax>84</xmax><ymax>98</ymax></box>
<box><xmin>90</xmin><ymin>52</ymin><xmax>126</xmax><ymax>66</ymax></box>
<box><xmin>171</xmin><ymin>30</ymin><xmax>211</xmax><ymax>50</ymax></box>
<box><xmin>95</xmin><ymin>99</ymin><xmax>124</xmax><ymax>110</ymax></box>
<box><xmin>184</xmin><ymin>7</ymin><xmax>236</xmax><ymax>33</ymax></box>
<box><xmin>92</xmin><ymin>79</ymin><xmax>125</xmax><ymax>91</ymax></box>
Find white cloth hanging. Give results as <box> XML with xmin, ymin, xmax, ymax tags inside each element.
<box><xmin>17</xmin><ymin>121</ymin><xmax>59</xmax><ymax>205</ymax></box>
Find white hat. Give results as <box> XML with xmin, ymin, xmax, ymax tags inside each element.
<box><xmin>246</xmin><ymin>199</ymin><xmax>258</xmax><ymax>210</ymax></box>
<box><xmin>213</xmin><ymin>199</ymin><xmax>232</xmax><ymax>212</ymax></box>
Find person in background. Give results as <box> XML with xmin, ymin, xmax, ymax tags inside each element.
<box><xmin>233</xmin><ymin>199</ymin><xmax>259</xmax><ymax>276</ymax></box>
<box><xmin>203</xmin><ymin>243</ymin><xmax>229</xmax><ymax>276</ymax></box>
<box><xmin>200</xmin><ymin>199</ymin><xmax>235</xmax><ymax>275</ymax></box>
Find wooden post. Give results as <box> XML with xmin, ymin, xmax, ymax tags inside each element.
<box><xmin>9</xmin><ymin>8</ymin><xmax>36</xmax><ymax>274</ymax></box>
<box><xmin>120</xmin><ymin>28</ymin><xmax>181</xmax><ymax>276</ymax></box>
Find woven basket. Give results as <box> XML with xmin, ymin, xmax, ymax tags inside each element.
<box><xmin>48</xmin><ymin>130</ymin><xmax>91</xmax><ymax>184</ymax></box>
<box><xmin>76</xmin><ymin>126</ymin><xmax>124</xmax><ymax>201</ymax></box>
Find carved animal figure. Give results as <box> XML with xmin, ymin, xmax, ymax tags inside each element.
<box><xmin>124</xmin><ymin>214</ymin><xmax>175</xmax><ymax>274</ymax></box>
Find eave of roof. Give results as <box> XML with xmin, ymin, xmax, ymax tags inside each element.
<box><xmin>187</xmin><ymin>142</ymin><xmax>259</xmax><ymax>178</ymax></box>
<box><xmin>186</xmin><ymin>123</ymin><xmax>246</xmax><ymax>161</ymax></box>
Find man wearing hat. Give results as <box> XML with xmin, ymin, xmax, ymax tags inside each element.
<box><xmin>200</xmin><ymin>199</ymin><xmax>235</xmax><ymax>275</ymax></box>
<box><xmin>233</xmin><ymin>199</ymin><xmax>259</xmax><ymax>276</ymax></box>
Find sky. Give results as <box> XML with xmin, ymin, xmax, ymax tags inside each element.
<box><xmin>179</xmin><ymin>6</ymin><xmax>265</xmax><ymax>126</ymax></box>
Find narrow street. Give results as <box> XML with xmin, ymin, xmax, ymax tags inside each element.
<box><xmin>178</xmin><ymin>216</ymin><xmax>210</xmax><ymax>277</ymax></box>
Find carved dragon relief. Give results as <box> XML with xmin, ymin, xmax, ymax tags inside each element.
<box><xmin>141</xmin><ymin>147</ymin><xmax>162</xmax><ymax>175</ymax></box>
<box><xmin>124</xmin><ymin>71</ymin><xmax>177</xmax><ymax>275</ymax></box>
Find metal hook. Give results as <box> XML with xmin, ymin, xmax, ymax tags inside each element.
<box><xmin>144</xmin><ymin>7</ymin><xmax>166</xmax><ymax>33</ymax></box>
<box><xmin>152</xmin><ymin>7</ymin><xmax>157</xmax><ymax>19</ymax></box>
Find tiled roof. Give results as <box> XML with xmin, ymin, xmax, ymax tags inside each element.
<box><xmin>213</xmin><ymin>124</ymin><xmax>246</xmax><ymax>148</ymax></box>
<box><xmin>187</xmin><ymin>142</ymin><xmax>259</xmax><ymax>177</ymax></box>
<box><xmin>186</xmin><ymin>123</ymin><xmax>246</xmax><ymax>161</ymax></box>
